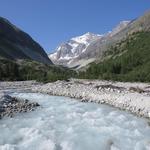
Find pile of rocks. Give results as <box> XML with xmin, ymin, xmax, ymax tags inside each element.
<box><xmin>0</xmin><ymin>95</ymin><xmax>40</xmax><ymax>119</ymax></box>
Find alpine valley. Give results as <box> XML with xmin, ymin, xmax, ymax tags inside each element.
<box><xmin>1</xmin><ymin>4</ymin><xmax>150</xmax><ymax>150</ymax></box>
<box><xmin>0</xmin><ymin>17</ymin><xmax>75</xmax><ymax>82</ymax></box>
<box><xmin>0</xmin><ymin>11</ymin><xmax>150</xmax><ymax>82</ymax></box>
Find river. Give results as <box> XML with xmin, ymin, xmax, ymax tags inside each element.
<box><xmin>0</xmin><ymin>92</ymin><xmax>150</xmax><ymax>150</ymax></box>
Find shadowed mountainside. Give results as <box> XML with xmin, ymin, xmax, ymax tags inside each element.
<box><xmin>0</xmin><ymin>17</ymin><xmax>52</xmax><ymax>65</ymax></box>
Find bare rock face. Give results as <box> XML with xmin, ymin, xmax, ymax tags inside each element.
<box><xmin>0</xmin><ymin>17</ymin><xmax>52</xmax><ymax>65</ymax></box>
<box><xmin>0</xmin><ymin>94</ymin><xmax>40</xmax><ymax>119</ymax></box>
<box><xmin>49</xmin><ymin>32</ymin><xmax>102</xmax><ymax>68</ymax></box>
<box><xmin>49</xmin><ymin>23</ymin><xmax>130</xmax><ymax>69</ymax></box>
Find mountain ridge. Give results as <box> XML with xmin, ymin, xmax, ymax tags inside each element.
<box><xmin>78</xmin><ymin>31</ymin><xmax>150</xmax><ymax>82</ymax></box>
<box><xmin>0</xmin><ymin>16</ymin><xmax>52</xmax><ymax>65</ymax></box>
<box><xmin>49</xmin><ymin>11</ymin><xmax>150</xmax><ymax>69</ymax></box>
<box><xmin>49</xmin><ymin>20</ymin><xmax>131</xmax><ymax>68</ymax></box>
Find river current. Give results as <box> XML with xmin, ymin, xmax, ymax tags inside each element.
<box><xmin>0</xmin><ymin>92</ymin><xmax>150</xmax><ymax>150</ymax></box>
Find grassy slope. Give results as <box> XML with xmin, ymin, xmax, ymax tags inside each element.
<box><xmin>78</xmin><ymin>32</ymin><xmax>150</xmax><ymax>82</ymax></box>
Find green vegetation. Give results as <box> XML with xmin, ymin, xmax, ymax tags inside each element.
<box><xmin>78</xmin><ymin>32</ymin><xmax>150</xmax><ymax>82</ymax></box>
<box><xmin>1</xmin><ymin>31</ymin><xmax>150</xmax><ymax>83</ymax></box>
<box><xmin>0</xmin><ymin>58</ymin><xmax>76</xmax><ymax>82</ymax></box>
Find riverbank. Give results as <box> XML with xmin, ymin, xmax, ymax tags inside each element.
<box><xmin>32</xmin><ymin>79</ymin><xmax>150</xmax><ymax>119</ymax></box>
<box><xmin>0</xmin><ymin>80</ymin><xmax>42</xmax><ymax>92</ymax></box>
<box><xmin>1</xmin><ymin>80</ymin><xmax>150</xmax><ymax>119</ymax></box>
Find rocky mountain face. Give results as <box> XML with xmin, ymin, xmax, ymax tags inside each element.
<box><xmin>49</xmin><ymin>11</ymin><xmax>150</xmax><ymax>69</ymax></box>
<box><xmin>49</xmin><ymin>32</ymin><xmax>102</xmax><ymax>68</ymax></box>
<box><xmin>0</xmin><ymin>17</ymin><xmax>52</xmax><ymax>65</ymax></box>
<box><xmin>49</xmin><ymin>22</ymin><xmax>130</xmax><ymax>68</ymax></box>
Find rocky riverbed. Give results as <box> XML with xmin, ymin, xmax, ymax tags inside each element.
<box><xmin>32</xmin><ymin>79</ymin><xmax>150</xmax><ymax>119</ymax></box>
<box><xmin>1</xmin><ymin>80</ymin><xmax>150</xmax><ymax>119</ymax></box>
<box><xmin>0</xmin><ymin>81</ymin><xmax>41</xmax><ymax>119</ymax></box>
<box><xmin>0</xmin><ymin>94</ymin><xmax>40</xmax><ymax>119</ymax></box>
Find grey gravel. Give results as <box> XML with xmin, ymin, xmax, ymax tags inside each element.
<box><xmin>32</xmin><ymin>79</ymin><xmax>150</xmax><ymax>119</ymax></box>
<box><xmin>0</xmin><ymin>94</ymin><xmax>40</xmax><ymax>119</ymax></box>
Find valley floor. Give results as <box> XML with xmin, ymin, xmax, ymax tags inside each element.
<box><xmin>0</xmin><ymin>79</ymin><xmax>150</xmax><ymax>119</ymax></box>
<box><xmin>0</xmin><ymin>80</ymin><xmax>150</xmax><ymax>149</ymax></box>
<box><xmin>32</xmin><ymin>79</ymin><xmax>150</xmax><ymax>119</ymax></box>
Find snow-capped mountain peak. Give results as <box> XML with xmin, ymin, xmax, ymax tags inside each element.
<box><xmin>49</xmin><ymin>32</ymin><xmax>102</xmax><ymax>66</ymax></box>
<box><xmin>71</xmin><ymin>32</ymin><xmax>102</xmax><ymax>45</ymax></box>
<box><xmin>49</xmin><ymin>21</ymin><xmax>130</xmax><ymax>69</ymax></box>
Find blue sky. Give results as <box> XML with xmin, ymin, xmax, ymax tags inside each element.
<box><xmin>0</xmin><ymin>0</ymin><xmax>150</xmax><ymax>53</ymax></box>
